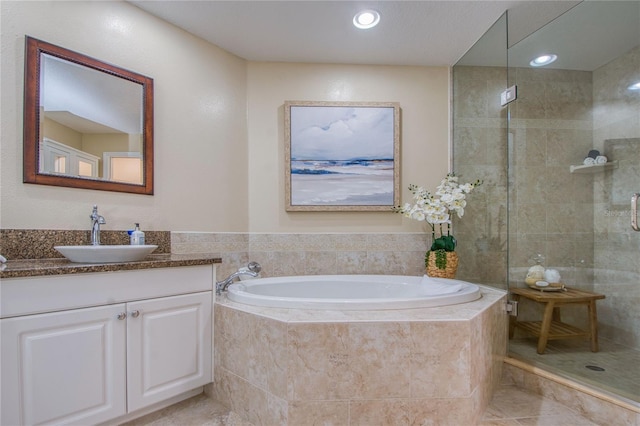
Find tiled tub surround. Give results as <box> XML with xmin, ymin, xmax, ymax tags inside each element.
<box><xmin>171</xmin><ymin>232</ymin><xmax>433</xmax><ymax>283</ymax></box>
<box><xmin>212</xmin><ymin>286</ymin><xmax>508</xmax><ymax>425</ymax></box>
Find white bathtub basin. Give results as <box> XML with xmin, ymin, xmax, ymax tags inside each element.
<box><xmin>227</xmin><ymin>275</ymin><xmax>481</xmax><ymax>310</ymax></box>
<box><xmin>54</xmin><ymin>244</ymin><xmax>158</xmax><ymax>263</ymax></box>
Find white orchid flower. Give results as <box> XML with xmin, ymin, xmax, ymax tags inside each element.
<box><xmin>396</xmin><ymin>174</ymin><xmax>481</xmax><ymax>235</ymax></box>
<box><xmin>411</xmin><ymin>210</ymin><xmax>426</xmax><ymax>221</ymax></box>
<box><xmin>459</xmin><ymin>183</ymin><xmax>473</xmax><ymax>193</ymax></box>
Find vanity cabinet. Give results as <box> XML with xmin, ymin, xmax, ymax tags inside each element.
<box><xmin>127</xmin><ymin>292</ymin><xmax>212</xmax><ymax>412</ymax></box>
<box><xmin>1</xmin><ymin>304</ymin><xmax>127</xmax><ymax>425</ymax></box>
<box><xmin>0</xmin><ymin>265</ymin><xmax>214</xmax><ymax>426</ymax></box>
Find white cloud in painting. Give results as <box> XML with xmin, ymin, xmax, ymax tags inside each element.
<box><xmin>290</xmin><ymin>106</ymin><xmax>395</xmax><ymax>160</ymax></box>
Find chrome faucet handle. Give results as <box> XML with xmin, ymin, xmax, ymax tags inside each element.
<box><xmin>247</xmin><ymin>261</ymin><xmax>262</xmax><ymax>273</ymax></box>
<box><xmin>90</xmin><ymin>205</ymin><xmax>106</xmax><ymax>223</ymax></box>
<box><xmin>90</xmin><ymin>205</ymin><xmax>106</xmax><ymax>246</ymax></box>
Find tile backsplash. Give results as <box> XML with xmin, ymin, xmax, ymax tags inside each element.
<box><xmin>0</xmin><ymin>229</ymin><xmax>171</xmax><ymax>259</ymax></box>
<box><xmin>171</xmin><ymin>232</ymin><xmax>431</xmax><ymax>280</ymax></box>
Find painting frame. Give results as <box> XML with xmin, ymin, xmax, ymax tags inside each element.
<box><xmin>284</xmin><ymin>101</ymin><xmax>400</xmax><ymax>212</ymax></box>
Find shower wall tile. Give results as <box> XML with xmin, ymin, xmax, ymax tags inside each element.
<box><xmin>453</xmin><ymin>78</ymin><xmax>491</xmax><ymax>118</ymax></box>
<box><xmin>507</xmin><ymin>68</ymin><xmax>596</xmax><ymax>287</ymax></box>
<box><xmin>454</xmin><ymin>126</ymin><xmax>489</xmax><ymax>165</ymax></box>
<box><xmin>453</xmin><ymin>65</ymin><xmax>509</xmax><ymax>287</ymax></box>
<box><xmin>514</xmin><ymin>80</ymin><xmax>547</xmax><ymax>119</ymax></box>
<box><xmin>593</xmin><ymin>46</ymin><xmax>640</xmax><ymax>133</ymax></box>
<box><xmin>452</xmin><ymin>57</ymin><xmax>638</xmax><ymax>351</ymax></box>
<box><xmin>592</xmin><ymin>45</ymin><xmax>640</xmax><ymax>349</ymax></box>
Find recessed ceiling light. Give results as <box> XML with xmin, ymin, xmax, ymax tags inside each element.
<box><xmin>529</xmin><ymin>54</ymin><xmax>558</xmax><ymax>67</ymax></box>
<box><xmin>628</xmin><ymin>81</ymin><xmax>640</xmax><ymax>91</ymax></box>
<box><xmin>353</xmin><ymin>9</ymin><xmax>380</xmax><ymax>29</ymax></box>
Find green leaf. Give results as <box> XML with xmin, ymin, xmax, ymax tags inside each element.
<box><xmin>431</xmin><ymin>235</ymin><xmax>457</xmax><ymax>252</ymax></box>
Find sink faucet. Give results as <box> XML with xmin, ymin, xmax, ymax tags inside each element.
<box><xmin>90</xmin><ymin>205</ymin><xmax>106</xmax><ymax>246</ymax></box>
<box><xmin>216</xmin><ymin>262</ymin><xmax>262</xmax><ymax>295</ymax></box>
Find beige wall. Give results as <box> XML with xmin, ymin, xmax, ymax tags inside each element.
<box><xmin>1</xmin><ymin>1</ymin><xmax>248</xmax><ymax>232</ymax></box>
<box><xmin>42</xmin><ymin>117</ymin><xmax>83</xmax><ymax>150</ymax></box>
<box><xmin>247</xmin><ymin>62</ymin><xmax>450</xmax><ymax>232</ymax></box>
<box><xmin>1</xmin><ymin>1</ymin><xmax>449</xmax><ymax>235</ymax></box>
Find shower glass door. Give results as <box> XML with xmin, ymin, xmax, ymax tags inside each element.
<box><xmin>451</xmin><ymin>12</ymin><xmax>509</xmax><ymax>290</ymax></box>
<box><xmin>505</xmin><ymin>1</ymin><xmax>640</xmax><ymax>404</ymax></box>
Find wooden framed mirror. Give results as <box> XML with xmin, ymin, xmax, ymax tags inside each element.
<box><xmin>23</xmin><ymin>36</ymin><xmax>154</xmax><ymax>195</ymax></box>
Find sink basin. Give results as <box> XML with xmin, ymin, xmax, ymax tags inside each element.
<box><xmin>54</xmin><ymin>245</ymin><xmax>158</xmax><ymax>264</ymax></box>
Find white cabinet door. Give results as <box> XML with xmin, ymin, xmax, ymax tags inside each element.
<box><xmin>126</xmin><ymin>292</ymin><xmax>212</xmax><ymax>412</ymax></box>
<box><xmin>1</xmin><ymin>304</ymin><xmax>127</xmax><ymax>425</ymax></box>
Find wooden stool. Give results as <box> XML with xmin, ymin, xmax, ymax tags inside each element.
<box><xmin>509</xmin><ymin>287</ymin><xmax>605</xmax><ymax>354</ymax></box>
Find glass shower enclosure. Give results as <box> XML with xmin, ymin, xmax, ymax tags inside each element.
<box><xmin>453</xmin><ymin>1</ymin><xmax>639</xmax><ymax>405</ymax></box>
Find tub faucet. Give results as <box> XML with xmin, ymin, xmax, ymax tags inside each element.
<box><xmin>216</xmin><ymin>261</ymin><xmax>262</xmax><ymax>295</ymax></box>
<box><xmin>90</xmin><ymin>205</ymin><xmax>106</xmax><ymax>246</ymax></box>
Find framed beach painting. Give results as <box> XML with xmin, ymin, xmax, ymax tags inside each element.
<box><xmin>284</xmin><ymin>101</ymin><xmax>400</xmax><ymax>211</ymax></box>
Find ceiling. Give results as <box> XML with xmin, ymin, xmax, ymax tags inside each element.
<box><xmin>129</xmin><ymin>0</ymin><xmax>583</xmax><ymax>67</ymax></box>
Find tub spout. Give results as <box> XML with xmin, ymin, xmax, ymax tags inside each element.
<box><xmin>216</xmin><ymin>261</ymin><xmax>261</xmax><ymax>295</ymax></box>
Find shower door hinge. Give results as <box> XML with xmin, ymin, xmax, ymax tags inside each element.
<box><xmin>506</xmin><ymin>300</ymin><xmax>519</xmax><ymax>316</ymax></box>
<box><xmin>500</xmin><ymin>85</ymin><xmax>517</xmax><ymax>107</ymax></box>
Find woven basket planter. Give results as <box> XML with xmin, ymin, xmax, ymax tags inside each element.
<box><xmin>425</xmin><ymin>250</ymin><xmax>459</xmax><ymax>278</ymax></box>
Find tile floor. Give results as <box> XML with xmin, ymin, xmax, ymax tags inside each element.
<box><xmin>123</xmin><ymin>381</ymin><xmax>598</xmax><ymax>426</ymax></box>
<box><xmin>509</xmin><ymin>337</ymin><xmax>640</xmax><ymax>404</ymax></box>
<box><xmin>479</xmin><ymin>383</ymin><xmax>598</xmax><ymax>425</ymax></box>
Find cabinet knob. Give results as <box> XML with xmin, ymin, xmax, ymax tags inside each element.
<box><xmin>130</xmin><ymin>310</ymin><xmax>141</xmax><ymax>318</ymax></box>
<box><xmin>117</xmin><ymin>312</ymin><xmax>127</xmax><ymax>320</ymax></box>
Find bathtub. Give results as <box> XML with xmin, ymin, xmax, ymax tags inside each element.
<box><xmin>226</xmin><ymin>274</ymin><xmax>481</xmax><ymax>310</ymax></box>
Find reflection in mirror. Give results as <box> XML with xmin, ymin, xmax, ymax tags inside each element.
<box><xmin>24</xmin><ymin>36</ymin><xmax>154</xmax><ymax>194</ymax></box>
<box><xmin>40</xmin><ymin>54</ymin><xmax>143</xmax><ymax>183</ymax></box>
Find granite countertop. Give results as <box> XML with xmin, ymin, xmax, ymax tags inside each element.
<box><xmin>0</xmin><ymin>253</ymin><xmax>222</xmax><ymax>279</ymax></box>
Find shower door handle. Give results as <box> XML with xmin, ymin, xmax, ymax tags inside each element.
<box><xmin>633</xmin><ymin>193</ymin><xmax>640</xmax><ymax>231</ymax></box>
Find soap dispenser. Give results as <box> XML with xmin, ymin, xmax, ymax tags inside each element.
<box><xmin>130</xmin><ymin>223</ymin><xmax>145</xmax><ymax>245</ymax></box>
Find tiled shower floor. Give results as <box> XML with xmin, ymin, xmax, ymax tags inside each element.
<box><xmin>509</xmin><ymin>337</ymin><xmax>640</xmax><ymax>404</ymax></box>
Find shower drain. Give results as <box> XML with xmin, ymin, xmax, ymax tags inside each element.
<box><xmin>585</xmin><ymin>365</ymin><xmax>605</xmax><ymax>371</ymax></box>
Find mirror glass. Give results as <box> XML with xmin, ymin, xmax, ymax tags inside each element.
<box><xmin>24</xmin><ymin>36</ymin><xmax>154</xmax><ymax>194</ymax></box>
